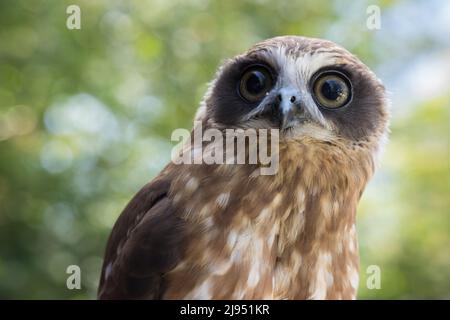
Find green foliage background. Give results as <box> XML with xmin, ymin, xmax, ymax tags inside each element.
<box><xmin>0</xmin><ymin>0</ymin><xmax>448</xmax><ymax>299</ymax></box>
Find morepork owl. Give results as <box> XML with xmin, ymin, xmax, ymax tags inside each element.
<box><xmin>98</xmin><ymin>36</ymin><xmax>389</xmax><ymax>300</ymax></box>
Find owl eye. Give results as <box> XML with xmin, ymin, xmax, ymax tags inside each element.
<box><xmin>312</xmin><ymin>71</ymin><xmax>352</xmax><ymax>109</ymax></box>
<box><xmin>238</xmin><ymin>66</ymin><xmax>274</xmax><ymax>103</ymax></box>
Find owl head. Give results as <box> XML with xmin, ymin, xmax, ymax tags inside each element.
<box><xmin>196</xmin><ymin>36</ymin><xmax>389</xmax><ymax>150</ymax></box>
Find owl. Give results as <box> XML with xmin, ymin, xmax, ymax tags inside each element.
<box><xmin>98</xmin><ymin>36</ymin><xmax>389</xmax><ymax>300</ymax></box>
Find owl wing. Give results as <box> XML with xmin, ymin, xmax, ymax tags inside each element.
<box><xmin>97</xmin><ymin>174</ymin><xmax>186</xmax><ymax>299</ymax></box>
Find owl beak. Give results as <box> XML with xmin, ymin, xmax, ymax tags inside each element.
<box><xmin>277</xmin><ymin>88</ymin><xmax>305</xmax><ymax>130</ymax></box>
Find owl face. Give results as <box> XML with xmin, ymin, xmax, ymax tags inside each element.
<box><xmin>202</xmin><ymin>36</ymin><xmax>389</xmax><ymax>144</ymax></box>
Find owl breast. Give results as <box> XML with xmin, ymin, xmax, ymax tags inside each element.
<box><xmin>162</xmin><ymin>186</ymin><xmax>360</xmax><ymax>299</ymax></box>
<box><xmin>160</xmin><ymin>137</ymin><xmax>369</xmax><ymax>299</ymax></box>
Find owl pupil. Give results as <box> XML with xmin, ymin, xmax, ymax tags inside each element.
<box><xmin>246</xmin><ymin>71</ymin><xmax>266</xmax><ymax>94</ymax></box>
<box><xmin>321</xmin><ymin>79</ymin><xmax>343</xmax><ymax>101</ymax></box>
